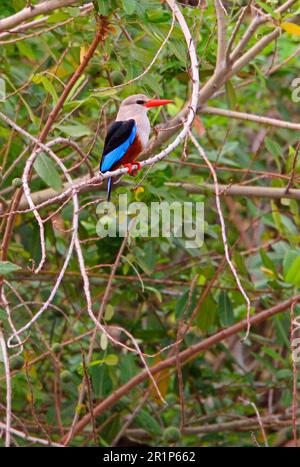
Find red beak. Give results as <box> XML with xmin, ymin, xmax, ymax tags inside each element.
<box><xmin>145</xmin><ymin>99</ymin><xmax>173</xmax><ymax>108</ymax></box>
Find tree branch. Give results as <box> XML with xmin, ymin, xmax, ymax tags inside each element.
<box><xmin>0</xmin><ymin>325</ymin><xmax>11</xmax><ymax>447</ymax></box>
<box><xmin>201</xmin><ymin>106</ymin><xmax>300</xmax><ymax>131</ymax></box>
<box><xmin>126</xmin><ymin>410</ymin><xmax>300</xmax><ymax>437</ymax></box>
<box><xmin>0</xmin><ymin>0</ymin><xmax>90</xmax><ymax>33</ymax></box>
<box><xmin>0</xmin><ymin>3</ymin><xmax>93</xmax><ymax>39</ymax></box>
<box><xmin>0</xmin><ymin>421</ymin><xmax>63</xmax><ymax>447</ymax></box>
<box><xmin>226</xmin><ymin>2</ymin><xmax>252</xmax><ymax>62</ymax></box>
<box><xmin>214</xmin><ymin>0</ymin><xmax>227</xmax><ymax>72</ymax></box>
<box><xmin>199</xmin><ymin>1</ymin><xmax>298</xmax><ymax>106</ymax></box>
<box><xmin>167</xmin><ymin>182</ymin><xmax>300</xmax><ymax>200</ymax></box>
<box><xmin>230</xmin><ymin>0</ymin><xmax>296</xmax><ymax>62</ymax></box>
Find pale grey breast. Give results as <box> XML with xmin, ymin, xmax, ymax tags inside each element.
<box><xmin>116</xmin><ymin>104</ymin><xmax>151</xmax><ymax>149</ymax></box>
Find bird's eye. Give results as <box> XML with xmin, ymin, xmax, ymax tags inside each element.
<box><xmin>136</xmin><ymin>100</ymin><xmax>145</xmax><ymax>105</ymax></box>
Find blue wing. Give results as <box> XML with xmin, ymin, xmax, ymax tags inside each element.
<box><xmin>100</xmin><ymin>121</ymin><xmax>137</xmax><ymax>172</ymax></box>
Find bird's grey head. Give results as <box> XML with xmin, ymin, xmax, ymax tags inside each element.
<box><xmin>117</xmin><ymin>93</ymin><xmax>173</xmax><ymax>127</ymax></box>
<box><xmin>117</xmin><ymin>94</ymin><xmax>150</xmax><ymax>122</ymax></box>
<box><xmin>120</xmin><ymin>94</ymin><xmax>150</xmax><ymax>109</ymax></box>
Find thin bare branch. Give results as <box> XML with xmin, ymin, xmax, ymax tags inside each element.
<box><xmin>0</xmin><ymin>325</ymin><xmax>11</xmax><ymax>447</ymax></box>
<box><xmin>214</xmin><ymin>0</ymin><xmax>227</xmax><ymax>72</ymax></box>
<box><xmin>0</xmin><ymin>0</ymin><xmax>91</xmax><ymax>33</ymax></box>
<box><xmin>201</xmin><ymin>106</ymin><xmax>300</xmax><ymax>131</ymax></box>
<box><xmin>167</xmin><ymin>182</ymin><xmax>300</xmax><ymax>201</ymax></box>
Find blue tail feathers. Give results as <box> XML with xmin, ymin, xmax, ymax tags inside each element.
<box><xmin>107</xmin><ymin>177</ymin><xmax>112</xmax><ymax>201</ymax></box>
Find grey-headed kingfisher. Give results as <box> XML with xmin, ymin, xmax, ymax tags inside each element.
<box><xmin>100</xmin><ymin>94</ymin><xmax>173</xmax><ymax>200</ymax></box>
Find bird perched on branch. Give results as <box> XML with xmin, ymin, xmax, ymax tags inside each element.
<box><xmin>100</xmin><ymin>94</ymin><xmax>173</xmax><ymax>201</ymax></box>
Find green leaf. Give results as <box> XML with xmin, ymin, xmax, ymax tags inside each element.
<box><xmin>96</xmin><ymin>0</ymin><xmax>110</xmax><ymax>15</ymax></box>
<box><xmin>46</xmin><ymin>10</ymin><xmax>69</xmax><ymax>23</ymax></box>
<box><xmin>135</xmin><ymin>410</ymin><xmax>163</xmax><ymax>436</ymax></box>
<box><xmin>276</xmin><ymin>369</ymin><xmax>292</xmax><ymax>379</ymax></box>
<box><xmin>68</xmin><ymin>7</ymin><xmax>81</xmax><ymax>17</ymax></box>
<box><xmin>101</xmin><ymin>415</ymin><xmax>121</xmax><ymax>445</ymax></box>
<box><xmin>284</xmin><ymin>255</ymin><xmax>300</xmax><ymax>285</ymax></box>
<box><xmin>143</xmin><ymin>242</ymin><xmax>156</xmax><ymax>273</ymax></box>
<box><xmin>260</xmin><ymin>249</ymin><xmax>276</xmax><ymax>274</ymax></box>
<box><xmin>274</xmin><ymin>315</ymin><xmax>290</xmax><ymax>347</ymax></box>
<box><xmin>90</xmin><ymin>364</ymin><xmax>112</xmax><ymax>398</ymax></box>
<box><xmin>271</xmin><ymin>201</ymin><xmax>286</xmax><ymax>236</ymax></box>
<box><xmin>16</xmin><ymin>41</ymin><xmax>35</xmax><ymax>61</ymax></box>
<box><xmin>232</xmin><ymin>251</ymin><xmax>249</xmax><ymax>278</ymax></box>
<box><xmin>218</xmin><ymin>291</ymin><xmax>234</xmax><ymax>327</ymax></box>
<box><xmin>175</xmin><ymin>290</ymin><xmax>189</xmax><ymax>318</ymax></box>
<box><xmin>135</xmin><ymin>256</ymin><xmax>152</xmax><ymax>275</ymax></box>
<box><xmin>262</xmin><ymin>346</ymin><xmax>285</xmax><ymax>364</ymax></box>
<box><xmin>144</xmin><ymin>286</ymin><xmax>162</xmax><ymax>303</ymax></box>
<box><xmin>122</xmin><ymin>0</ymin><xmax>136</xmax><ymax>15</ymax></box>
<box><xmin>175</xmin><ymin>288</ymin><xmax>197</xmax><ymax>319</ymax></box>
<box><xmin>283</xmin><ymin>250</ymin><xmax>299</xmax><ymax>277</ymax></box>
<box><xmin>120</xmin><ymin>354</ymin><xmax>138</xmax><ymax>385</ymax></box>
<box><xmin>281</xmin><ymin>389</ymin><xmax>292</xmax><ymax>408</ymax></box>
<box><xmin>104</xmin><ymin>304</ymin><xmax>114</xmax><ymax>321</ymax></box>
<box><xmin>2</xmin><ymin>74</ymin><xmax>36</xmax><ymax>124</ymax></box>
<box><xmin>40</xmin><ymin>76</ymin><xmax>58</xmax><ymax>104</ymax></box>
<box><xmin>196</xmin><ymin>293</ymin><xmax>217</xmax><ymax>332</ymax></box>
<box><xmin>265</xmin><ymin>138</ymin><xmax>282</xmax><ymax>159</ymax></box>
<box><xmin>57</xmin><ymin>123</ymin><xmax>92</xmax><ymax>137</ymax></box>
<box><xmin>256</xmin><ymin>2</ymin><xmax>280</xmax><ymax>19</ymax></box>
<box><xmin>225</xmin><ymin>80</ymin><xmax>237</xmax><ymax>110</ymax></box>
<box><xmin>64</xmin><ymin>74</ymin><xmax>86</xmax><ymax>104</ymax></box>
<box><xmin>145</xmin><ymin>10</ymin><xmax>171</xmax><ymax>23</ymax></box>
<box><xmin>34</xmin><ymin>153</ymin><xmax>62</xmax><ymax>192</ymax></box>
<box><xmin>0</xmin><ymin>261</ymin><xmax>21</xmax><ymax>275</ymax></box>
<box><xmin>104</xmin><ymin>354</ymin><xmax>118</xmax><ymax>366</ymax></box>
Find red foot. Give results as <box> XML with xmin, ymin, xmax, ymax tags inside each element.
<box><xmin>123</xmin><ymin>162</ymin><xmax>141</xmax><ymax>176</ymax></box>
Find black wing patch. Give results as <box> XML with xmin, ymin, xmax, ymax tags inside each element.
<box><xmin>100</xmin><ymin>119</ymin><xmax>137</xmax><ymax>199</ymax></box>
<box><xmin>101</xmin><ymin>119</ymin><xmax>136</xmax><ymax>157</ymax></box>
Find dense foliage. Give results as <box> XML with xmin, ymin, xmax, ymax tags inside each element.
<box><xmin>0</xmin><ymin>0</ymin><xmax>300</xmax><ymax>447</ymax></box>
